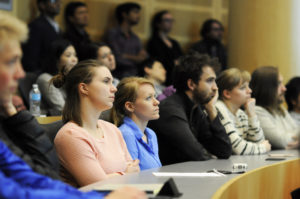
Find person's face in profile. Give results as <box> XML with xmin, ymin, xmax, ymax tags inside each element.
<box><xmin>144</xmin><ymin>61</ymin><xmax>166</xmax><ymax>84</ymax></box>
<box><xmin>44</xmin><ymin>0</ymin><xmax>61</xmax><ymax>16</ymax></box>
<box><xmin>127</xmin><ymin>83</ymin><xmax>160</xmax><ymax>122</ymax></box>
<box><xmin>277</xmin><ymin>74</ymin><xmax>287</xmax><ymax>104</ymax></box>
<box><xmin>0</xmin><ymin>40</ymin><xmax>25</xmax><ymax>104</ymax></box>
<box><xmin>224</xmin><ymin>81</ymin><xmax>252</xmax><ymax>108</ymax></box>
<box><xmin>58</xmin><ymin>45</ymin><xmax>78</xmax><ymax>75</ymax></box>
<box><xmin>82</xmin><ymin>67</ymin><xmax>117</xmax><ymax>111</ymax></box>
<box><xmin>97</xmin><ymin>46</ymin><xmax>116</xmax><ymax>71</ymax></box>
<box><xmin>191</xmin><ymin>66</ymin><xmax>218</xmax><ymax>105</ymax></box>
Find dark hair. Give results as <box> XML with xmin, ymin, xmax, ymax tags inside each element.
<box><xmin>64</xmin><ymin>1</ymin><xmax>87</xmax><ymax>27</ymax></box>
<box><xmin>200</xmin><ymin>19</ymin><xmax>224</xmax><ymax>39</ymax></box>
<box><xmin>285</xmin><ymin>77</ymin><xmax>300</xmax><ymax>111</ymax></box>
<box><xmin>150</xmin><ymin>10</ymin><xmax>169</xmax><ymax>36</ymax></box>
<box><xmin>80</xmin><ymin>42</ymin><xmax>108</xmax><ymax>60</ymax></box>
<box><xmin>115</xmin><ymin>2</ymin><xmax>141</xmax><ymax>24</ymax></box>
<box><xmin>250</xmin><ymin>66</ymin><xmax>284</xmax><ymax>115</ymax></box>
<box><xmin>139</xmin><ymin>57</ymin><xmax>155</xmax><ymax>76</ymax></box>
<box><xmin>37</xmin><ymin>0</ymin><xmax>49</xmax><ymax>12</ymax></box>
<box><xmin>45</xmin><ymin>39</ymin><xmax>73</xmax><ymax>75</ymax></box>
<box><xmin>53</xmin><ymin>59</ymin><xmax>104</xmax><ymax>125</ymax></box>
<box><xmin>173</xmin><ymin>52</ymin><xmax>220</xmax><ymax>92</ymax></box>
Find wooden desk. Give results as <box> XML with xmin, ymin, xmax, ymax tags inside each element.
<box><xmin>80</xmin><ymin>150</ymin><xmax>300</xmax><ymax>199</ymax></box>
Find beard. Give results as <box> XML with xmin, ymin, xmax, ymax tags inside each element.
<box><xmin>192</xmin><ymin>89</ymin><xmax>214</xmax><ymax>105</ymax></box>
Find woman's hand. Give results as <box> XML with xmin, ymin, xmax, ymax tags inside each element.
<box><xmin>125</xmin><ymin>159</ymin><xmax>140</xmax><ymax>174</ymax></box>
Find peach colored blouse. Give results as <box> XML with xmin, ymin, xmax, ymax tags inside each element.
<box><xmin>54</xmin><ymin>120</ymin><xmax>132</xmax><ymax>187</ymax></box>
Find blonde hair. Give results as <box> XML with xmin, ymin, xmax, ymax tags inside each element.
<box><xmin>0</xmin><ymin>11</ymin><xmax>28</xmax><ymax>50</ymax></box>
<box><xmin>217</xmin><ymin>68</ymin><xmax>251</xmax><ymax>100</ymax></box>
<box><xmin>111</xmin><ymin>77</ymin><xmax>154</xmax><ymax>126</ymax></box>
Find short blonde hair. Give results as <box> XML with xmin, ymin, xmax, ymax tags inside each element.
<box><xmin>217</xmin><ymin>68</ymin><xmax>251</xmax><ymax>99</ymax></box>
<box><xmin>111</xmin><ymin>77</ymin><xmax>155</xmax><ymax>126</ymax></box>
<box><xmin>0</xmin><ymin>11</ymin><xmax>28</xmax><ymax>50</ymax></box>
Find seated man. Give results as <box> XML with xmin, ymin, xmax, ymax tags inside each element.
<box><xmin>149</xmin><ymin>53</ymin><xmax>232</xmax><ymax>165</ymax></box>
<box><xmin>0</xmin><ymin>10</ymin><xmax>146</xmax><ymax>199</ymax></box>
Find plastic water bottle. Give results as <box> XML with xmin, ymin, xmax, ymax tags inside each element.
<box><xmin>29</xmin><ymin>84</ymin><xmax>41</xmax><ymax>116</ymax></box>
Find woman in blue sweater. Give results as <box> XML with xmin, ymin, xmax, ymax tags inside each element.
<box><xmin>111</xmin><ymin>77</ymin><xmax>162</xmax><ymax>170</ymax></box>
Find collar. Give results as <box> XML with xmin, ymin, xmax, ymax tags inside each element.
<box><xmin>123</xmin><ymin>117</ymin><xmax>152</xmax><ymax>140</ymax></box>
<box><xmin>45</xmin><ymin>16</ymin><xmax>60</xmax><ymax>33</ymax></box>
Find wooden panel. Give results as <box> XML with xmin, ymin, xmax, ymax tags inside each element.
<box><xmin>36</xmin><ymin>116</ymin><xmax>62</xmax><ymax>124</ymax></box>
<box><xmin>212</xmin><ymin>159</ymin><xmax>300</xmax><ymax>199</ymax></box>
<box><xmin>157</xmin><ymin>0</ymin><xmax>212</xmax><ymax>7</ymax></box>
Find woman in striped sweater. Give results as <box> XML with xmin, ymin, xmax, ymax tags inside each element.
<box><xmin>215</xmin><ymin>68</ymin><xmax>271</xmax><ymax>155</ymax></box>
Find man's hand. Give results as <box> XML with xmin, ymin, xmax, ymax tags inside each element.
<box><xmin>0</xmin><ymin>93</ymin><xmax>17</xmax><ymax>117</ymax></box>
<box><xmin>105</xmin><ymin>186</ymin><xmax>147</xmax><ymax>199</ymax></box>
<box><xmin>204</xmin><ymin>91</ymin><xmax>218</xmax><ymax>122</ymax></box>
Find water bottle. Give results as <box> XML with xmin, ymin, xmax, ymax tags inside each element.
<box><xmin>29</xmin><ymin>84</ymin><xmax>41</xmax><ymax>116</ymax></box>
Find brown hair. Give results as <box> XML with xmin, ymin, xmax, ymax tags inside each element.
<box><xmin>217</xmin><ymin>68</ymin><xmax>251</xmax><ymax>100</ymax></box>
<box><xmin>111</xmin><ymin>77</ymin><xmax>154</xmax><ymax>126</ymax></box>
<box><xmin>54</xmin><ymin>59</ymin><xmax>105</xmax><ymax>125</ymax></box>
<box><xmin>250</xmin><ymin>66</ymin><xmax>284</xmax><ymax>116</ymax></box>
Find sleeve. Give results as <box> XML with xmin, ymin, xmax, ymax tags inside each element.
<box><xmin>246</xmin><ymin>115</ymin><xmax>266</xmax><ymax>143</ymax></box>
<box><xmin>216</xmin><ymin>104</ymin><xmax>267</xmax><ymax>155</ymax></box>
<box><xmin>119</xmin><ymin>127</ymin><xmax>139</xmax><ymax>160</ymax></box>
<box><xmin>106</xmin><ymin>29</ymin><xmax>133</xmax><ymax>69</ymax></box>
<box><xmin>22</xmin><ymin>23</ymin><xmax>42</xmax><ymax>72</ymax></box>
<box><xmin>255</xmin><ymin>106</ymin><xmax>295</xmax><ymax>149</ymax></box>
<box><xmin>151</xmin><ymin>107</ymin><xmax>212</xmax><ymax>161</ymax></box>
<box><xmin>54</xmin><ymin>128</ymin><xmax>111</xmax><ymax>186</ymax></box>
<box><xmin>3</xmin><ymin>110</ymin><xmax>59</xmax><ymax>178</ymax></box>
<box><xmin>37</xmin><ymin>74</ymin><xmax>65</xmax><ymax>114</ymax></box>
<box><xmin>199</xmin><ymin>113</ymin><xmax>232</xmax><ymax>159</ymax></box>
<box><xmin>0</xmin><ymin>141</ymin><xmax>104</xmax><ymax>199</ymax></box>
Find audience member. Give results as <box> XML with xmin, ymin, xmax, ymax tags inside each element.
<box><xmin>0</xmin><ymin>12</ymin><xmax>147</xmax><ymax>199</ymax></box>
<box><xmin>54</xmin><ymin>60</ymin><xmax>139</xmax><ymax>187</ymax></box>
<box><xmin>37</xmin><ymin>39</ymin><xmax>78</xmax><ymax>116</ymax></box>
<box><xmin>22</xmin><ymin>0</ymin><xmax>62</xmax><ymax>74</ymax></box>
<box><xmin>140</xmin><ymin>58</ymin><xmax>166</xmax><ymax>96</ymax></box>
<box><xmin>64</xmin><ymin>1</ymin><xmax>91</xmax><ymax>61</ymax></box>
<box><xmin>147</xmin><ymin>10</ymin><xmax>182</xmax><ymax>85</ymax></box>
<box><xmin>215</xmin><ymin>68</ymin><xmax>271</xmax><ymax>155</ymax></box>
<box><xmin>81</xmin><ymin>42</ymin><xmax>119</xmax><ymax>86</ymax></box>
<box><xmin>285</xmin><ymin>77</ymin><xmax>300</xmax><ymax>126</ymax></box>
<box><xmin>190</xmin><ymin>19</ymin><xmax>227</xmax><ymax>71</ymax></box>
<box><xmin>149</xmin><ymin>53</ymin><xmax>232</xmax><ymax>165</ymax></box>
<box><xmin>0</xmin><ymin>11</ymin><xmax>60</xmax><ymax>179</ymax></box>
<box><xmin>106</xmin><ymin>2</ymin><xmax>147</xmax><ymax>79</ymax></box>
<box><xmin>111</xmin><ymin>77</ymin><xmax>162</xmax><ymax>170</ymax></box>
<box><xmin>250</xmin><ymin>66</ymin><xmax>300</xmax><ymax>149</ymax></box>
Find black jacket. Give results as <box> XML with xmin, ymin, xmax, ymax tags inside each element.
<box><xmin>147</xmin><ymin>36</ymin><xmax>183</xmax><ymax>85</ymax></box>
<box><xmin>0</xmin><ymin>110</ymin><xmax>60</xmax><ymax>179</ymax></box>
<box><xmin>149</xmin><ymin>92</ymin><xmax>232</xmax><ymax>165</ymax></box>
<box><xmin>190</xmin><ymin>39</ymin><xmax>227</xmax><ymax>71</ymax></box>
<box><xmin>22</xmin><ymin>15</ymin><xmax>62</xmax><ymax>74</ymax></box>
<box><xmin>64</xmin><ymin>25</ymin><xmax>91</xmax><ymax>61</ymax></box>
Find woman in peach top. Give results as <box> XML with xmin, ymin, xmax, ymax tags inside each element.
<box><xmin>54</xmin><ymin>60</ymin><xmax>139</xmax><ymax>187</ymax></box>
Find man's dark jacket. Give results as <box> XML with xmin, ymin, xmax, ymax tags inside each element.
<box><xmin>0</xmin><ymin>110</ymin><xmax>60</xmax><ymax>179</ymax></box>
<box><xmin>22</xmin><ymin>15</ymin><xmax>62</xmax><ymax>74</ymax></box>
<box><xmin>149</xmin><ymin>92</ymin><xmax>232</xmax><ymax>165</ymax></box>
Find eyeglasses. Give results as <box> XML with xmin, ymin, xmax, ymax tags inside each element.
<box><xmin>49</xmin><ymin>0</ymin><xmax>60</xmax><ymax>4</ymax></box>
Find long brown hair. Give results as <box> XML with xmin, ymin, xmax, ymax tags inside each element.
<box><xmin>110</xmin><ymin>77</ymin><xmax>154</xmax><ymax>126</ymax></box>
<box><xmin>250</xmin><ymin>66</ymin><xmax>284</xmax><ymax>115</ymax></box>
<box><xmin>52</xmin><ymin>59</ymin><xmax>105</xmax><ymax>125</ymax></box>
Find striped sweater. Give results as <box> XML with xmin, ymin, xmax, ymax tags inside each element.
<box><xmin>216</xmin><ymin>100</ymin><xmax>267</xmax><ymax>155</ymax></box>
